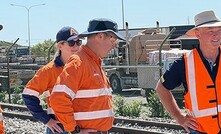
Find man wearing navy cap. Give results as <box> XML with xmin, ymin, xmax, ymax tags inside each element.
<box><xmin>50</xmin><ymin>18</ymin><xmax>125</xmax><ymax>134</ymax></box>
<box><xmin>22</xmin><ymin>26</ymin><xmax>82</xmax><ymax>134</ymax></box>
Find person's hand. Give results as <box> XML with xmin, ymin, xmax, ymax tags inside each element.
<box><xmin>46</xmin><ymin>118</ymin><xmax>63</xmax><ymax>133</ymax></box>
<box><xmin>177</xmin><ymin>114</ymin><xmax>198</xmax><ymax>133</ymax></box>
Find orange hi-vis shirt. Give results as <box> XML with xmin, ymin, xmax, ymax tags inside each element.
<box><xmin>50</xmin><ymin>45</ymin><xmax>114</xmax><ymax>132</ymax></box>
<box><xmin>184</xmin><ymin>48</ymin><xmax>221</xmax><ymax>133</ymax></box>
<box><xmin>22</xmin><ymin>58</ymin><xmax>63</xmax><ymax>124</ymax></box>
<box><xmin>0</xmin><ymin>106</ymin><xmax>4</xmax><ymax>134</ymax></box>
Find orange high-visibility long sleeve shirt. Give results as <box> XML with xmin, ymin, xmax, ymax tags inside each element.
<box><xmin>50</xmin><ymin>46</ymin><xmax>114</xmax><ymax>132</ymax></box>
<box><xmin>22</xmin><ymin>57</ymin><xmax>64</xmax><ymax>124</ymax></box>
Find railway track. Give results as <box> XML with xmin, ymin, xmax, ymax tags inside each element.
<box><xmin>1</xmin><ymin>103</ymin><xmax>186</xmax><ymax>134</ymax></box>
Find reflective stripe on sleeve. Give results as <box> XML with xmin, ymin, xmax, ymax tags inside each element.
<box><xmin>75</xmin><ymin>88</ymin><xmax>112</xmax><ymax>98</ymax></box>
<box><xmin>52</xmin><ymin>85</ymin><xmax>76</xmax><ymax>100</ymax></box>
<box><xmin>74</xmin><ymin>109</ymin><xmax>113</xmax><ymax>120</ymax></box>
<box><xmin>22</xmin><ymin>88</ymin><xmax>40</xmax><ymax>97</ymax></box>
<box><xmin>0</xmin><ymin>113</ymin><xmax>3</xmax><ymax>121</ymax></box>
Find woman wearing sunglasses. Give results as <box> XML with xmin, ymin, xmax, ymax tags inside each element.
<box><xmin>22</xmin><ymin>26</ymin><xmax>82</xmax><ymax>134</ymax></box>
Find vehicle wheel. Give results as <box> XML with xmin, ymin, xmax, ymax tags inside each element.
<box><xmin>110</xmin><ymin>75</ymin><xmax>122</xmax><ymax>93</ymax></box>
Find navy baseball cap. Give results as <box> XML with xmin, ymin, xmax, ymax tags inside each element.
<box><xmin>56</xmin><ymin>26</ymin><xmax>79</xmax><ymax>43</ymax></box>
<box><xmin>78</xmin><ymin>18</ymin><xmax>125</xmax><ymax>40</ymax></box>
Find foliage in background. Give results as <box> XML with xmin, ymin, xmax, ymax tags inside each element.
<box><xmin>0</xmin><ymin>91</ymin><xmax>7</xmax><ymax>103</ymax></box>
<box><xmin>113</xmin><ymin>94</ymin><xmax>142</xmax><ymax>117</ymax></box>
<box><xmin>113</xmin><ymin>95</ymin><xmax>126</xmax><ymax>116</ymax></box>
<box><xmin>13</xmin><ymin>86</ymin><xmax>23</xmax><ymax>94</ymax></box>
<box><xmin>0</xmin><ymin>39</ymin><xmax>55</xmax><ymax>58</ymax></box>
<box><xmin>146</xmin><ymin>90</ymin><xmax>171</xmax><ymax>118</ymax></box>
<box><xmin>31</xmin><ymin>39</ymin><xmax>55</xmax><ymax>57</ymax></box>
<box><xmin>40</xmin><ymin>94</ymin><xmax>47</xmax><ymax>109</ymax></box>
<box><xmin>0</xmin><ymin>41</ymin><xmax>20</xmax><ymax>47</ymax></box>
<box><xmin>11</xmin><ymin>86</ymin><xmax>24</xmax><ymax>105</ymax></box>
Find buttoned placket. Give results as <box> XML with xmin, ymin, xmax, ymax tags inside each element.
<box><xmin>206</xmin><ymin>59</ymin><xmax>215</xmax><ymax>72</ymax></box>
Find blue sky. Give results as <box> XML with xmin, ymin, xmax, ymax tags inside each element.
<box><xmin>0</xmin><ymin>0</ymin><xmax>221</xmax><ymax>47</ymax></box>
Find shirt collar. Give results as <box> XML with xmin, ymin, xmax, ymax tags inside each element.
<box><xmin>82</xmin><ymin>45</ymin><xmax>102</xmax><ymax>65</ymax></box>
<box><xmin>196</xmin><ymin>47</ymin><xmax>220</xmax><ymax>64</ymax></box>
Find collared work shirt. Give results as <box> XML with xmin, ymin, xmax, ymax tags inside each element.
<box><xmin>22</xmin><ymin>56</ymin><xmax>64</xmax><ymax>124</ymax></box>
<box><xmin>162</xmin><ymin>47</ymin><xmax>220</xmax><ymax>93</ymax></box>
<box><xmin>50</xmin><ymin>46</ymin><xmax>114</xmax><ymax>132</ymax></box>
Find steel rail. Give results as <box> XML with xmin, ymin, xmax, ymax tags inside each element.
<box><xmin>1</xmin><ymin>103</ymin><xmax>185</xmax><ymax>133</ymax></box>
<box><xmin>114</xmin><ymin>117</ymin><xmax>184</xmax><ymax>130</ymax></box>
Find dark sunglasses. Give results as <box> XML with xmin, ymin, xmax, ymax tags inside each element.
<box><xmin>67</xmin><ymin>39</ymin><xmax>82</xmax><ymax>47</ymax></box>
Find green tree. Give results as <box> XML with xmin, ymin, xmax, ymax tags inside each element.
<box><xmin>0</xmin><ymin>41</ymin><xmax>16</xmax><ymax>46</ymax></box>
<box><xmin>31</xmin><ymin>39</ymin><xmax>55</xmax><ymax>57</ymax></box>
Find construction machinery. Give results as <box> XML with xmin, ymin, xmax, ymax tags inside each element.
<box><xmin>102</xmin><ymin>22</ymin><xmax>198</xmax><ymax>95</ymax></box>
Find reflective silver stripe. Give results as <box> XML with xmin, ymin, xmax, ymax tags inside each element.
<box><xmin>74</xmin><ymin>109</ymin><xmax>113</xmax><ymax>120</ymax></box>
<box><xmin>22</xmin><ymin>88</ymin><xmax>40</xmax><ymax>97</ymax></box>
<box><xmin>195</xmin><ymin>107</ymin><xmax>218</xmax><ymax>117</ymax></box>
<box><xmin>52</xmin><ymin>85</ymin><xmax>76</xmax><ymax>100</ymax></box>
<box><xmin>75</xmin><ymin>88</ymin><xmax>112</xmax><ymax>98</ymax></box>
<box><xmin>0</xmin><ymin>113</ymin><xmax>3</xmax><ymax>121</ymax></box>
<box><xmin>47</xmin><ymin>107</ymin><xmax>54</xmax><ymax>114</ymax></box>
<box><xmin>52</xmin><ymin>85</ymin><xmax>112</xmax><ymax>100</ymax></box>
<box><xmin>218</xmin><ymin>105</ymin><xmax>221</xmax><ymax>113</ymax></box>
<box><xmin>187</xmin><ymin>51</ymin><xmax>198</xmax><ymax>111</ymax></box>
<box><xmin>186</xmin><ymin>51</ymin><xmax>218</xmax><ymax>118</ymax></box>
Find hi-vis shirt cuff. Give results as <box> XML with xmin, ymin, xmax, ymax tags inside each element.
<box><xmin>47</xmin><ymin>107</ymin><xmax>55</xmax><ymax>114</ymax></box>
<box><xmin>23</xmin><ymin>88</ymin><xmax>40</xmax><ymax>97</ymax></box>
<box><xmin>0</xmin><ymin>113</ymin><xmax>3</xmax><ymax>121</ymax></box>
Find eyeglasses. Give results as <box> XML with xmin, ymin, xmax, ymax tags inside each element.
<box><xmin>104</xmin><ymin>32</ymin><xmax>119</xmax><ymax>45</ymax></box>
<box><xmin>104</xmin><ymin>33</ymin><xmax>115</xmax><ymax>39</ymax></box>
<box><xmin>67</xmin><ymin>39</ymin><xmax>82</xmax><ymax>47</ymax></box>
